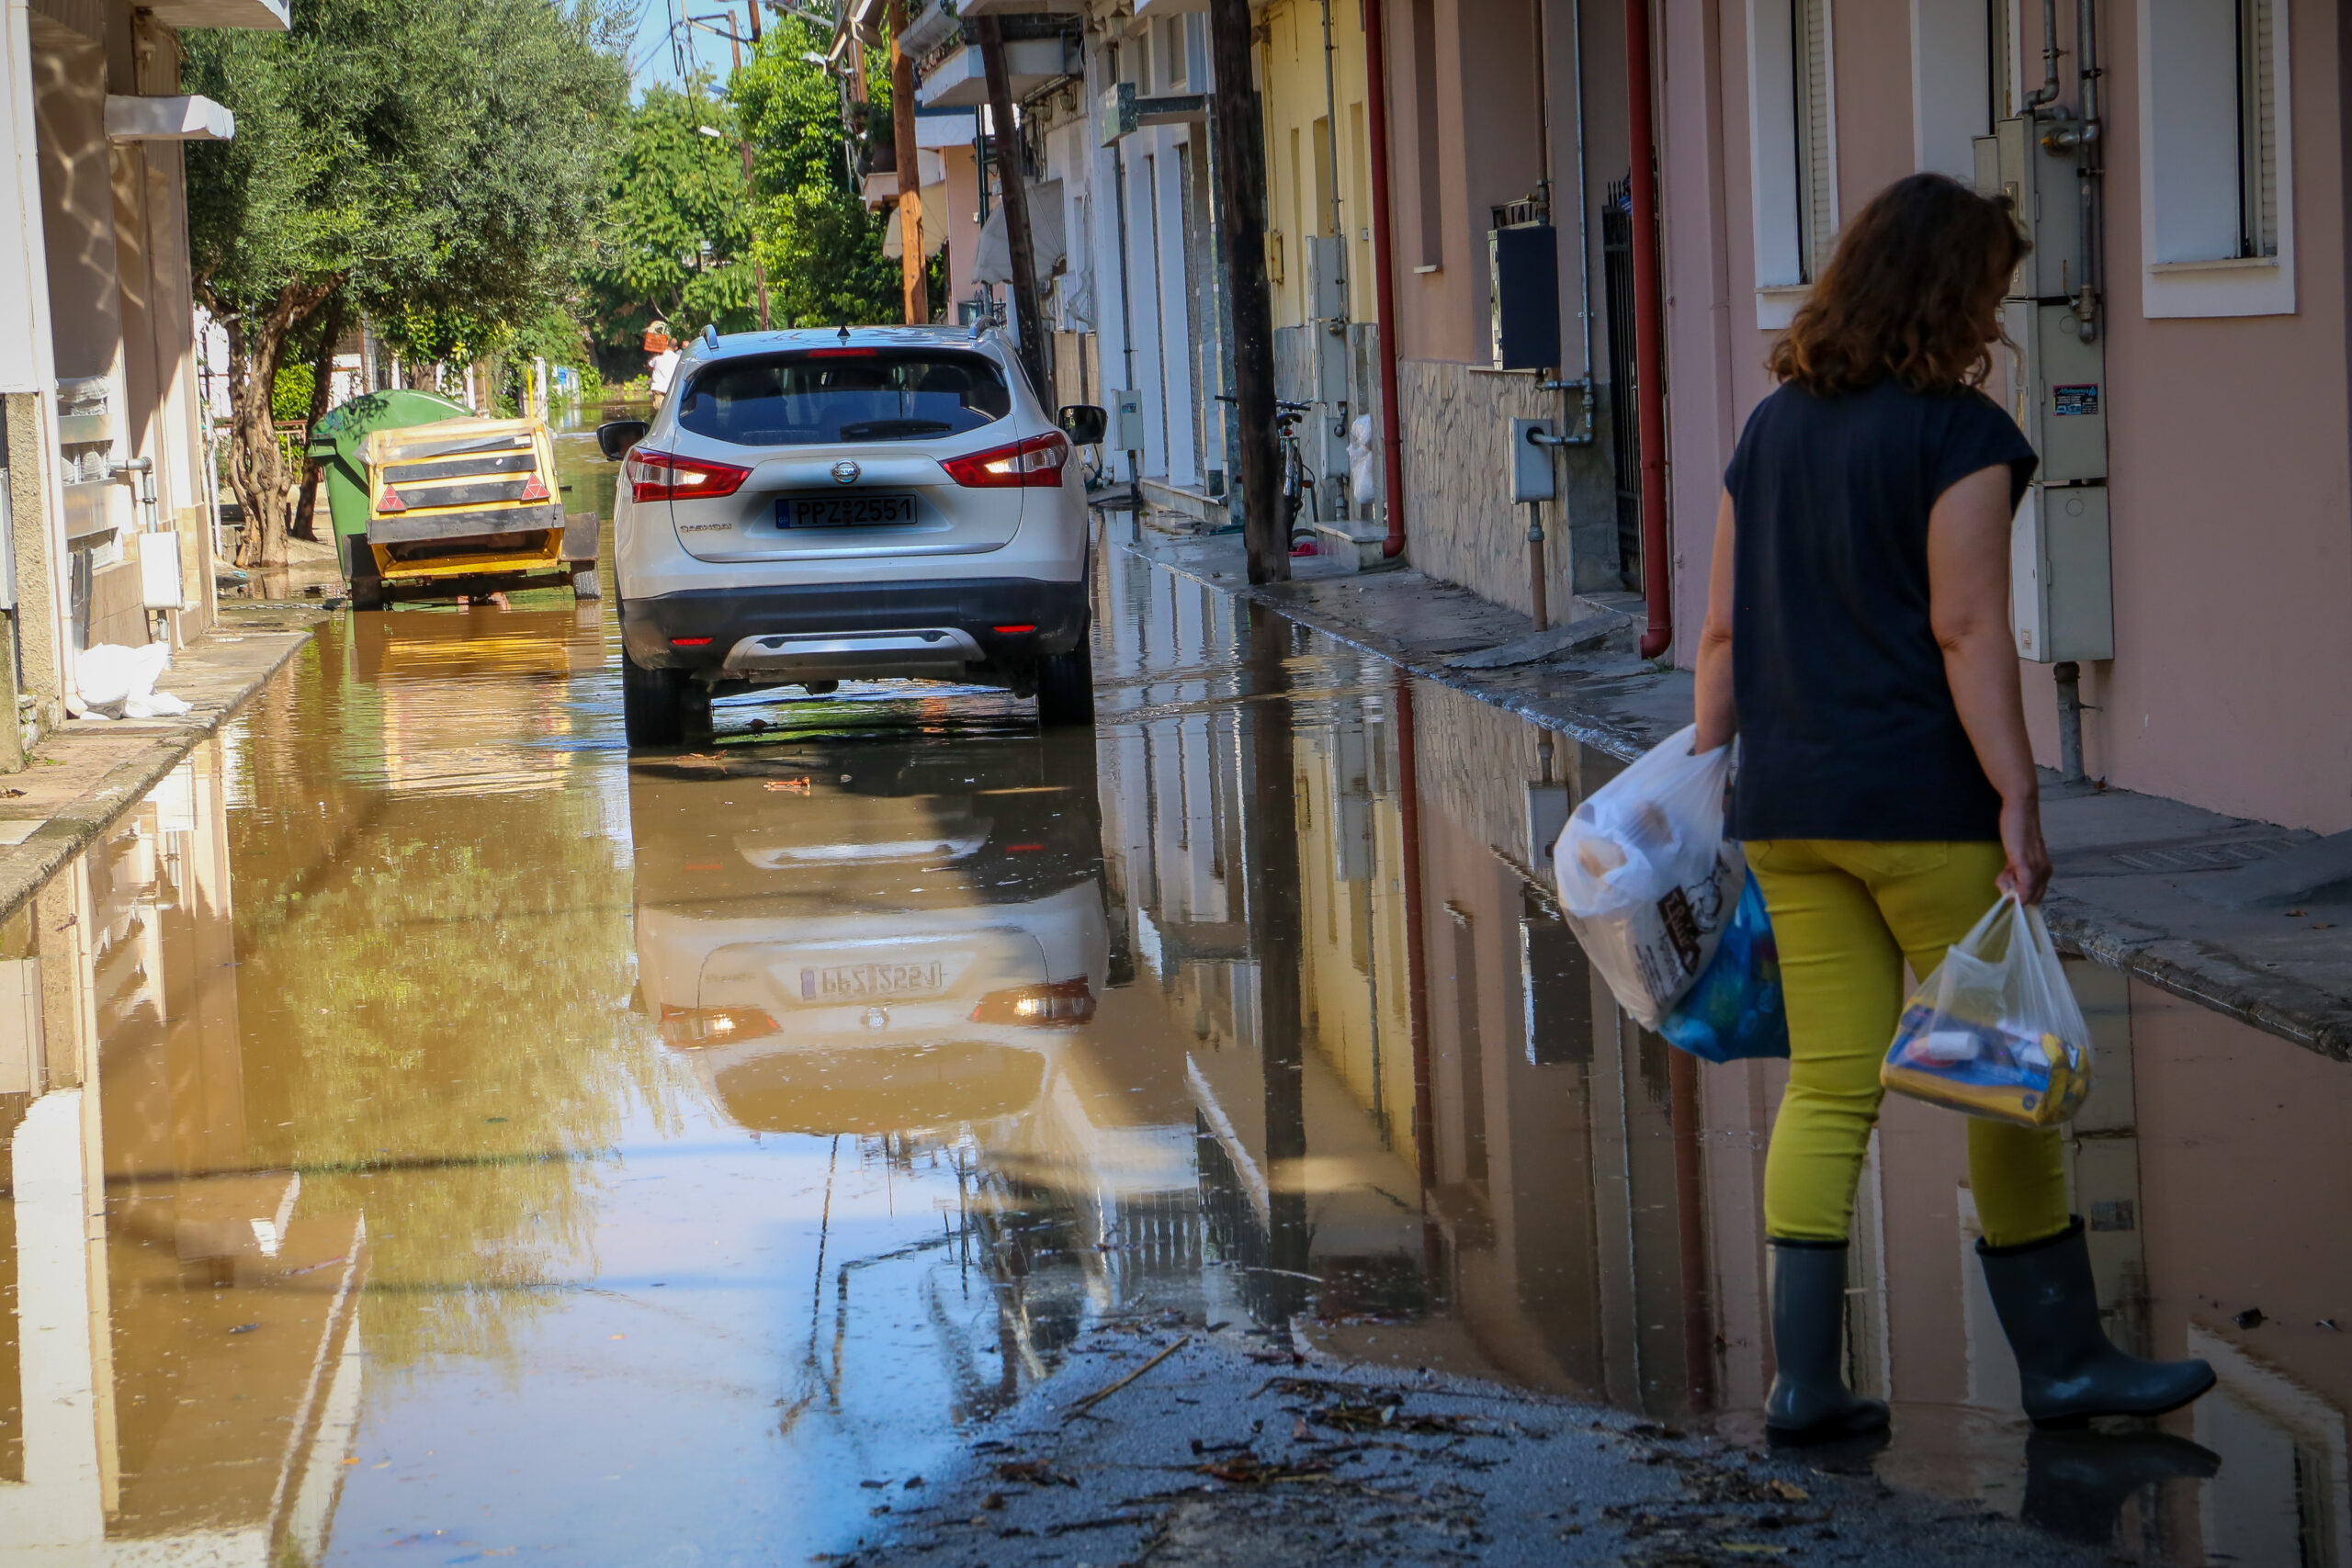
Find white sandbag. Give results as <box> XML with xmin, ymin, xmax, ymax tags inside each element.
<box><xmin>75</xmin><ymin>641</ymin><xmax>188</xmax><ymax>720</ymax></box>
<box><xmin>1348</xmin><ymin>414</ymin><xmax>1378</xmax><ymax>503</ymax></box>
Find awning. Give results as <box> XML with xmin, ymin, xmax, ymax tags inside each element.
<box><xmin>971</xmin><ymin>179</ymin><xmax>1066</xmax><ymax>289</ymax></box>
<box><xmin>105</xmin><ymin>95</ymin><xmax>235</xmax><ymax>142</ymax></box>
<box><xmin>880</xmin><ymin>183</ymin><xmax>950</xmax><ymax>262</ymax></box>
<box><xmin>141</xmin><ymin>0</ymin><xmax>289</xmax><ymax>28</ymax></box>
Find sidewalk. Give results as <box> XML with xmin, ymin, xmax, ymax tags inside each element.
<box><xmin>856</xmin><ymin>1320</ymin><xmax>2100</xmax><ymax>1567</ymax></box>
<box><xmin>1129</xmin><ymin>529</ymin><xmax>2352</xmax><ymax>1063</ymax></box>
<box><xmin>0</xmin><ymin>604</ymin><xmax>328</xmax><ymax>925</ymax></box>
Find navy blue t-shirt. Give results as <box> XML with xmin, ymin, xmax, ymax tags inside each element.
<box><xmin>1724</xmin><ymin>378</ymin><xmax>2038</xmax><ymax>843</ymax></box>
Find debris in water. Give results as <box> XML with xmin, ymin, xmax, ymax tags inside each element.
<box><xmin>2235</xmin><ymin>1307</ymin><xmax>2266</xmax><ymax>1329</ymax></box>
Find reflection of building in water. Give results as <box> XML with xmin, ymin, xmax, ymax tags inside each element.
<box><xmin>0</xmin><ymin>742</ymin><xmax>362</xmax><ymax>1563</ymax></box>
<box><xmin>1093</xmin><ymin>579</ymin><xmax>1701</xmax><ymax>1403</ymax></box>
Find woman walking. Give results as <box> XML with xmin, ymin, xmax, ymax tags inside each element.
<box><xmin>1690</xmin><ymin>174</ymin><xmax>2213</xmax><ymax>1443</ymax></box>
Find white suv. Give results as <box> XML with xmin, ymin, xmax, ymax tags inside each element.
<box><xmin>598</xmin><ymin>325</ymin><xmax>1106</xmax><ymax>745</ymax></box>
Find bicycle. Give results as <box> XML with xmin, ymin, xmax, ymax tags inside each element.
<box><xmin>1216</xmin><ymin>394</ymin><xmax>1324</xmax><ymax>552</ymax></box>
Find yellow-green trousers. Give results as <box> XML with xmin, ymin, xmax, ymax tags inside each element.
<box><xmin>1744</xmin><ymin>840</ymin><xmax>2070</xmax><ymax>1248</ymax></box>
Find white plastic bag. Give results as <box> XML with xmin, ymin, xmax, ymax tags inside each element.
<box><xmin>1553</xmin><ymin>725</ymin><xmax>1743</xmax><ymax>1029</ymax></box>
<box><xmin>74</xmin><ymin>642</ymin><xmax>190</xmax><ymax>721</ymax></box>
<box><xmin>1347</xmin><ymin>414</ymin><xmax>1377</xmax><ymax>503</ymax></box>
<box><xmin>1880</xmin><ymin>893</ymin><xmax>2092</xmax><ymax>1127</ymax></box>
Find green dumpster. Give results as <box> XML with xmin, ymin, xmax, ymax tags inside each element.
<box><xmin>307</xmin><ymin>389</ymin><xmax>474</xmax><ymax>578</ymax></box>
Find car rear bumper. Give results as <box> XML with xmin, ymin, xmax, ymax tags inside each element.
<box><xmin>621</xmin><ymin>577</ymin><xmax>1089</xmax><ymax>676</ymax></box>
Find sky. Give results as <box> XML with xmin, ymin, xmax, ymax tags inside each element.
<box><xmin>625</xmin><ymin>0</ymin><xmax>743</xmax><ymax>98</ymax></box>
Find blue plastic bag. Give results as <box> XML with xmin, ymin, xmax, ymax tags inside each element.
<box><xmin>1659</xmin><ymin>873</ymin><xmax>1790</xmax><ymax>1062</ymax></box>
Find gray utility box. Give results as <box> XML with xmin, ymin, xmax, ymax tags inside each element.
<box><xmin>2001</xmin><ymin>299</ymin><xmax>2107</xmax><ymax>484</ymax></box>
<box><xmin>1488</xmin><ymin>223</ymin><xmax>1560</xmax><ymax>370</ymax></box>
<box><xmin>2012</xmin><ymin>482</ymin><xmax>2113</xmax><ymax>663</ymax></box>
<box><xmin>1103</xmin><ymin>389</ymin><xmax>1147</xmax><ymax>453</ymax></box>
<box><xmin>1975</xmin><ymin>117</ymin><xmax>2083</xmax><ymax>301</ymax></box>
<box><xmin>1510</xmin><ymin>419</ymin><xmax>1558</xmax><ymax>502</ymax></box>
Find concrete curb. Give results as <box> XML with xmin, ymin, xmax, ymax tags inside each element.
<box><xmin>0</xmin><ymin>605</ymin><xmax>326</xmax><ymax>926</ymax></box>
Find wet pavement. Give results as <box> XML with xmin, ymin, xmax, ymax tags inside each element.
<box><xmin>0</xmin><ymin>424</ymin><xmax>2344</xmax><ymax>1565</ymax></box>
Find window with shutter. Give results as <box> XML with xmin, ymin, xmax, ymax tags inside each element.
<box><xmin>1745</xmin><ymin>0</ymin><xmax>1837</xmax><ymax>321</ymax></box>
<box><xmin>2138</xmin><ymin>0</ymin><xmax>2293</xmax><ymax>316</ymax></box>
<box><xmin>2238</xmin><ymin>0</ymin><xmax>2278</xmax><ymax>257</ymax></box>
<box><xmin>1792</xmin><ymin>0</ymin><xmax>1837</xmax><ymax>279</ymax></box>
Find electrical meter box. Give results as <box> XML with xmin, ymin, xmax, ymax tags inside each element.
<box><xmin>137</xmin><ymin>529</ymin><xmax>184</xmax><ymax>611</ymax></box>
<box><xmin>2001</xmin><ymin>299</ymin><xmax>2107</xmax><ymax>483</ymax></box>
<box><xmin>1510</xmin><ymin>419</ymin><xmax>1557</xmax><ymax>502</ymax></box>
<box><xmin>2012</xmin><ymin>483</ymin><xmax>2113</xmax><ymax>663</ymax></box>
<box><xmin>1104</xmin><ymin>389</ymin><xmax>1146</xmax><ymax>453</ymax></box>
<box><xmin>1976</xmin><ymin>118</ymin><xmax>2082</xmax><ymax>300</ymax></box>
<box><xmin>1488</xmin><ymin>223</ymin><xmax>1560</xmax><ymax>370</ymax></box>
<box><xmin>1305</xmin><ymin>234</ymin><xmax>1348</xmax><ymax>322</ymax></box>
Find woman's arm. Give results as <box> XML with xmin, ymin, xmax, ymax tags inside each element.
<box><xmin>1928</xmin><ymin>463</ymin><xmax>2049</xmax><ymax>903</ymax></box>
<box><xmin>1692</xmin><ymin>490</ymin><xmax>1738</xmax><ymax>752</ymax></box>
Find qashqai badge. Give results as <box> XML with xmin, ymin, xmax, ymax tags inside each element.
<box><xmin>831</xmin><ymin>461</ymin><xmax>861</xmax><ymax>485</ymax></box>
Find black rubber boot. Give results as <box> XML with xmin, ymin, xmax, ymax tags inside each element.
<box><xmin>2021</xmin><ymin>1428</ymin><xmax>2221</xmax><ymax>1545</ymax></box>
<box><xmin>1765</xmin><ymin>1239</ymin><xmax>1890</xmax><ymax>1445</ymax></box>
<box><xmin>1978</xmin><ymin>1217</ymin><xmax>2217</xmax><ymax>1428</ymax></box>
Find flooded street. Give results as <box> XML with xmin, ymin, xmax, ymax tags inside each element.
<box><xmin>0</xmin><ymin>428</ymin><xmax>2344</xmax><ymax>1566</ymax></box>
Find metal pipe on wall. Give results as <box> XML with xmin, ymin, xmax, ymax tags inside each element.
<box><xmin>1623</xmin><ymin>0</ymin><xmax>1670</xmax><ymax>660</ymax></box>
<box><xmin>1363</xmin><ymin>0</ymin><xmax>1410</xmax><ymax>558</ymax></box>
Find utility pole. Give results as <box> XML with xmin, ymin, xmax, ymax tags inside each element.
<box><xmin>973</xmin><ymin>14</ymin><xmax>1049</xmax><ymax>404</ymax></box>
<box><xmin>888</xmin><ymin>0</ymin><xmax>929</xmax><ymax>323</ymax></box>
<box><xmin>1206</xmin><ymin>0</ymin><xmax>1284</xmax><ymax>582</ymax></box>
<box><xmin>707</xmin><ymin>17</ymin><xmax>774</xmax><ymax>329</ymax></box>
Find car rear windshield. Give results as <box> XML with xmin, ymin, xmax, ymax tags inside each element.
<box><xmin>675</xmin><ymin>350</ymin><xmax>1012</xmax><ymax>446</ymax></box>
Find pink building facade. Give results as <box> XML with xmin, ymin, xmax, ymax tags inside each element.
<box><xmin>1654</xmin><ymin>0</ymin><xmax>2350</xmax><ymax>832</ymax></box>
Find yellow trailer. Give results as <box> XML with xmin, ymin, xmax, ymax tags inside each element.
<box><xmin>344</xmin><ymin>413</ymin><xmax>597</xmax><ymax>608</ymax></box>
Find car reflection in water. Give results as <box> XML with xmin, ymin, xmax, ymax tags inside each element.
<box><xmin>631</xmin><ymin>732</ymin><xmax>1109</xmax><ymax>1135</ymax></box>
<box><xmin>628</xmin><ymin>726</ymin><xmax>1173</xmax><ymax>1389</ymax></box>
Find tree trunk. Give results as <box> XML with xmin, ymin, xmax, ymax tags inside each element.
<box><xmin>220</xmin><ymin>280</ymin><xmax>335</xmax><ymax>570</ymax></box>
<box><xmin>973</xmin><ymin>15</ymin><xmax>1050</xmax><ymax>406</ymax></box>
<box><xmin>1205</xmin><ymin>0</ymin><xmax>1286</xmax><ymax>582</ymax></box>
<box><xmin>888</xmin><ymin>0</ymin><xmax>929</xmax><ymax>325</ymax></box>
<box><xmin>290</xmin><ymin>292</ymin><xmax>345</xmax><ymax>544</ymax></box>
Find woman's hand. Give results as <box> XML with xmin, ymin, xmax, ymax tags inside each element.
<box><xmin>1997</xmin><ymin>794</ymin><xmax>2051</xmax><ymax>905</ymax></box>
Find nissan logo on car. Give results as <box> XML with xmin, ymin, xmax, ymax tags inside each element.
<box><xmin>831</xmin><ymin>461</ymin><xmax>861</xmax><ymax>485</ymax></box>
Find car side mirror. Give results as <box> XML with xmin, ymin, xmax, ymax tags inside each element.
<box><xmin>597</xmin><ymin>419</ymin><xmax>650</xmax><ymax>462</ymax></box>
<box><xmin>1057</xmin><ymin>404</ymin><xmax>1108</xmax><ymax>446</ymax></box>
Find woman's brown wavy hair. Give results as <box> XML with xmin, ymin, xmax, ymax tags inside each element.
<box><xmin>1768</xmin><ymin>173</ymin><xmax>2029</xmax><ymax>395</ymax></box>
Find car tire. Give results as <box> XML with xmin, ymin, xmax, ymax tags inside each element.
<box><xmin>1036</xmin><ymin>638</ymin><xmax>1095</xmax><ymax>728</ymax></box>
<box><xmin>622</xmin><ymin>650</ymin><xmax>687</xmax><ymax>747</ymax></box>
<box><xmin>347</xmin><ymin>533</ymin><xmax>385</xmax><ymax>612</ymax></box>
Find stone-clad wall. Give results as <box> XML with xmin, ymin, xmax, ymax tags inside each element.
<box><xmin>1397</xmin><ymin>359</ymin><xmax>1624</xmax><ymax>617</ymax></box>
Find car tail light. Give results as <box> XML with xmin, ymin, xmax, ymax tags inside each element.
<box><xmin>376</xmin><ymin>488</ymin><xmax>407</xmax><ymax>513</ymax></box>
<box><xmin>659</xmin><ymin>1005</ymin><xmax>779</xmax><ymax>1046</ymax></box>
<box><xmin>969</xmin><ymin>977</ymin><xmax>1094</xmax><ymax>1027</ymax></box>
<box><xmin>628</xmin><ymin>449</ymin><xmax>751</xmax><ymax>503</ymax></box>
<box><xmin>941</xmin><ymin>432</ymin><xmax>1070</xmax><ymax>489</ymax></box>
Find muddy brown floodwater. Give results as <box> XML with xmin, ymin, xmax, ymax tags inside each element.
<box><xmin>0</xmin><ymin>429</ymin><xmax>2344</xmax><ymax>1565</ymax></box>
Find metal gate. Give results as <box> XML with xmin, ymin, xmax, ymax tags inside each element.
<box><xmin>1601</xmin><ymin>176</ymin><xmax>1643</xmax><ymax>592</ymax></box>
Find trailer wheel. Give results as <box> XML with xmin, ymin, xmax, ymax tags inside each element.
<box><xmin>570</xmin><ymin>562</ymin><xmax>602</xmax><ymax>600</ymax></box>
<box><xmin>347</xmin><ymin>533</ymin><xmax>385</xmax><ymax>611</ymax></box>
<box><xmin>621</xmin><ymin>650</ymin><xmax>686</xmax><ymax>747</ymax></box>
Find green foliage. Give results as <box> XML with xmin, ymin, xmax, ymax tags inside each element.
<box><xmin>271</xmin><ymin>363</ymin><xmax>315</xmax><ymax>423</ymax></box>
<box><xmin>577</xmin><ymin>83</ymin><xmax>764</xmax><ymax>345</ymax></box>
<box><xmin>183</xmin><ymin>0</ymin><xmax>628</xmax><ymax>359</ymax></box>
<box><xmin>580</xmin><ymin>17</ymin><xmax>899</xmax><ymax>351</ymax></box>
<box><xmin>733</xmin><ymin>17</ymin><xmax>900</xmax><ymax>330</ymax></box>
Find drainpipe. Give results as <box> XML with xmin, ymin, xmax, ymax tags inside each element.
<box><xmin>1624</xmin><ymin>0</ymin><xmax>1670</xmax><ymax>659</ymax></box>
<box><xmin>1363</xmin><ymin>0</ymin><xmax>1410</xmax><ymax>558</ymax></box>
